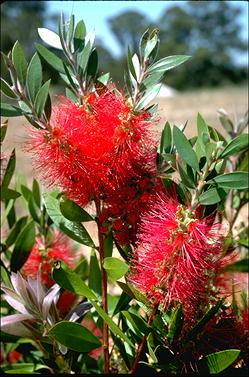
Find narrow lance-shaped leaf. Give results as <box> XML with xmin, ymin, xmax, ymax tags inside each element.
<box><xmin>52</xmin><ymin>262</ymin><xmax>133</xmax><ymax>347</ymax></box>
<box><xmin>78</xmin><ymin>41</ymin><xmax>92</xmax><ymax>73</ymax></box>
<box><xmin>207</xmin><ymin>172</ymin><xmax>249</xmax><ymax>190</ymax></box>
<box><xmin>220</xmin><ymin>134</ymin><xmax>249</xmax><ymax>158</ymax></box>
<box><xmin>198</xmin><ymin>187</ymin><xmax>227</xmax><ymax>205</ymax></box>
<box><xmin>34</xmin><ymin>79</ymin><xmax>51</xmax><ymax>117</ymax></box>
<box><xmin>89</xmin><ymin>249</ymin><xmax>102</xmax><ymax>296</ymax></box>
<box><xmin>173</xmin><ymin>125</ymin><xmax>199</xmax><ymax>171</ymax></box>
<box><xmin>12</xmin><ymin>41</ymin><xmax>28</xmax><ymax>86</ymax></box>
<box><xmin>148</xmin><ymin>55</ymin><xmax>191</xmax><ymax>73</ymax></box>
<box><xmin>2</xmin><ymin>149</ymin><xmax>16</xmax><ymax>188</ymax></box>
<box><xmin>0</xmin><ymin>78</ymin><xmax>17</xmax><ymax>99</ymax></box>
<box><xmin>60</xmin><ymin>197</ymin><xmax>94</xmax><ymax>222</ymax></box>
<box><xmin>10</xmin><ymin>220</ymin><xmax>35</xmax><ymax>272</ymax></box>
<box><xmin>43</xmin><ymin>193</ymin><xmax>95</xmax><ymax>247</ymax></box>
<box><xmin>1</xmin><ymin>120</ymin><xmax>8</xmax><ymax>142</ymax></box>
<box><xmin>222</xmin><ymin>259</ymin><xmax>249</xmax><ymax>273</ymax></box>
<box><xmin>135</xmin><ymin>83</ymin><xmax>161</xmax><ymax>111</ymax></box>
<box><xmin>74</xmin><ymin>20</ymin><xmax>86</xmax><ymax>50</ymax></box>
<box><xmin>26</xmin><ymin>53</ymin><xmax>42</xmax><ymax>102</ymax></box>
<box><xmin>0</xmin><ymin>103</ymin><xmax>23</xmax><ymax>117</ymax></box>
<box><xmin>201</xmin><ymin>349</ymin><xmax>240</xmax><ymax>374</ymax></box>
<box><xmin>38</xmin><ymin>28</ymin><xmax>63</xmax><ymax>49</ymax></box>
<box><xmin>36</xmin><ymin>43</ymin><xmax>65</xmax><ymax>73</ymax></box>
<box><xmin>52</xmin><ymin>261</ymin><xmax>97</xmax><ymax>300</ymax></box>
<box><xmin>167</xmin><ymin>304</ymin><xmax>184</xmax><ymax>344</ymax></box>
<box><xmin>127</xmin><ymin>46</ymin><xmax>137</xmax><ymax>81</ymax></box>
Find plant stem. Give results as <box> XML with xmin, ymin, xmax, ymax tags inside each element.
<box><xmin>130</xmin><ymin>310</ymin><xmax>156</xmax><ymax>374</ymax></box>
<box><xmin>95</xmin><ymin>198</ymin><xmax>109</xmax><ymax>374</ymax></box>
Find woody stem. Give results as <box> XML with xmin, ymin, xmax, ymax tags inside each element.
<box><xmin>95</xmin><ymin>198</ymin><xmax>109</xmax><ymax>374</ymax></box>
<box><xmin>130</xmin><ymin>310</ymin><xmax>156</xmax><ymax>374</ymax></box>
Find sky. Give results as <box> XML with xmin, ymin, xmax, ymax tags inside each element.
<box><xmin>47</xmin><ymin>0</ymin><xmax>248</xmax><ymax>61</ymax></box>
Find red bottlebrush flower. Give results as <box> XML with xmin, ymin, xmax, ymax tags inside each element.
<box><xmin>7</xmin><ymin>350</ymin><xmax>22</xmax><ymax>364</ymax></box>
<box><xmin>22</xmin><ymin>231</ymin><xmax>74</xmax><ymax>286</ymax></box>
<box><xmin>101</xmin><ymin>170</ymin><xmax>164</xmax><ymax>246</ymax></box>
<box><xmin>128</xmin><ymin>192</ymin><xmax>227</xmax><ymax>323</ymax></box>
<box><xmin>26</xmin><ymin>89</ymin><xmax>156</xmax><ymax>207</ymax></box>
<box><xmin>56</xmin><ymin>291</ymin><xmax>76</xmax><ymax>317</ymax></box>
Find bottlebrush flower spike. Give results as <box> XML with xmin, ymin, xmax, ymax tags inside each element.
<box><xmin>21</xmin><ymin>231</ymin><xmax>74</xmax><ymax>286</ymax></box>
<box><xmin>101</xmin><ymin>171</ymin><xmax>164</xmax><ymax>246</ymax></box>
<box><xmin>128</xmin><ymin>192</ymin><xmax>227</xmax><ymax>323</ymax></box>
<box><xmin>26</xmin><ymin>89</ymin><xmax>157</xmax><ymax>207</ymax></box>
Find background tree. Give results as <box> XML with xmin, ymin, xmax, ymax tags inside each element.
<box><xmin>104</xmin><ymin>1</ymin><xmax>247</xmax><ymax>89</ymax></box>
<box><xmin>157</xmin><ymin>1</ymin><xmax>247</xmax><ymax>88</ymax></box>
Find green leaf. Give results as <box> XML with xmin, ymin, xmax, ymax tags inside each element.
<box><xmin>60</xmin><ymin>197</ymin><xmax>93</xmax><ymax>222</ymax></box>
<box><xmin>43</xmin><ymin>193</ymin><xmax>95</xmax><ymax>247</ymax></box>
<box><xmin>32</xmin><ymin>179</ymin><xmax>41</xmax><ymax>208</ymax></box>
<box><xmin>91</xmin><ymin>301</ymin><xmax>134</xmax><ymax>347</ymax></box>
<box><xmin>144</xmin><ymin>34</ymin><xmax>158</xmax><ymax>60</ymax></box>
<box><xmin>207</xmin><ymin>172</ymin><xmax>249</xmax><ymax>190</ymax></box>
<box><xmin>89</xmin><ymin>249</ymin><xmax>101</xmax><ymax>296</ymax></box>
<box><xmin>222</xmin><ymin>259</ymin><xmax>249</xmax><ymax>273</ymax></box>
<box><xmin>220</xmin><ymin>134</ymin><xmax>249</xmax><ymax>158</ymax></box>
<box><xmin>0</xmin><ymin>103</ymin><xmax>23</xmax><ymax>117</ymax></box>
<box><xmin>26</xmin><ymin>53</ymin><xmax>42</xmax><ymax>102</ymax></box>
<box><xmin>202</xmin><ymin>349</ymin><xmax>240</xmax><ymax>374</ymax></box>
<box><xmin>74</xmin><ymin>20</ymin><xmax>86</xmax><ymax>50</ymax></box>
<box><xmin>117</xmin><ymin>281</ymin><xmax>148</xmax><ymax>305</ymax></box>
<box><xmin>121</xmin><ymin>310</ymin><xmax>152</xmax><ymax>336</ymax></box>
<box><xmin>148</xmin><ymin>55</ymin><xmax>190</xmax><ymax>73</ymax></box>
<box><xmin>4</xmin><ymin>363</ymin><xmax>36</xmax><ymax>374</ymax></box>
<box><xmin>177</xmin><ymin>162</ymin><xmax>195</xmax><ymax>189</ymax></box>
<box><xmin>197</xmin><ymin>113</ymin><xmax>209</xmax><ymax>136</ymax></box>
<box><xmin>36</xmin><ymin>43</ymin><xmax>65</xmax><ymax>73</ymax></box>
<box><xmin>87</xmin><ymin>49</ymin><xmax>98</xmax><ymax>77</ymax></box>
<box><xmin>103</xmin><ymin>257</ymin><xmax>129</xmax><ymax>281</ymax></box>
<box><xmin>5</xmin><ymin>216</ymin><xmax>28</xmax><ymax>247</ymax></box>
<box><xmin>173</xmin><ymin>126</ymin><xmax>199</xmax><ymax>171</ymax></box>
<box><xmin>199</xmin><ymin>187</ymin><xmax>227</xmax><ymax>205</ymax></box>
<box><xmin>104</xmin><ymin>232</ymin><xmax>113</xmax><ymax>258</ymax></box>
<box><xmin>10</xmin><ymin>220</ymin><xmax>35</xmax><ymax>272</ymax></box>
<box><xmin>65</xmin><ymin>88</ymin><xmax>78</xmax><ymax>102</ymax></box>
<box><xmin>0</xmin><ymin>187</ymin><xmax>21</xmax><ymax>200</ymax></box>
<box><xmin>113</xmin><ymin>292</ymin><xmax>132</xmax><ymax>316</ymax></box>
<box><xmin>142</xmin><ymin>71</ymin><xmax>163</xmax><ymax>89</ymax></box>
<box><xmin>49</xmin><ymin>321</ymin><xmax>101</xmax><ymax>352</ymax></box>
<box><xmin>218</xmin><ymin>110</ymin><xmax>234</xmax><ymax>134</ymax></box>
<box><xmin>1</xmin><ymin>149</ymin><xmax>16</xmax><ymax>188</ymax></box>
<box><xmin>127</xmin><ymin>46</ymin><xmax>137</xmax><ymax>80</ymax></box>
<box><xmin>67</xmin><ymin>15</ymin><xmax>75</xmax><ymax>48</ymax></box>
<box><xmin>160</xmin><ymin>122</ymin><xmax>172</xmax><ymax>154</ymax></box>
<box><xmin>12</xmin><ymin>41</ymin><xmax>28</xmax><ymax>86</ymax></box>
<box><xmin>52</xmin><ymin>261</ymin><xmax>97</xmax><ymax>300</ymax></box>
<box><xmin>28</xmin><ymin>196</ymin><xmax>40</xmax><ymax>223</ymax></box>
<box><xmin>167</xmin><ymin>304</ymin><xmax>184</xmax><ymax>344</ymax></box>
<box><xmin>78</xmin><ymin>41</ymin><xmax>92</xmax><ymax>74</ymax></box>
<box><xmin>34</xmin><ymin>79</ymin><xmax>51</xmax><ymax>117</ymax></box>
<box><xmin>0</xmin><ymin>78</ymin><xmax>17</xmax><ymax>99</ymax></box>
<box><xmin>135</xmin><ymin>84</ymin><xmax>161</xmax><ymax>111</ymax></box>
<box><xmin>97</xmin><ymin>72</ymin><xmax>110</xmax><ymax>86</ymax></box>
<box><xmin>52</xmin><ymin>262</ymin><xmax>133</xmax><ymax>347</ymax></box>
<box><xmin>1</xmin><ymin>120</ymin><xmax>8</xmax><ymax>142</ymax></box>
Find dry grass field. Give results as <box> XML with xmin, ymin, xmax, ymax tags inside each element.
<box><xmin>2</xmin><ymin>84</ymin><xmax>248</xmax><ymax>182</ymax></box>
